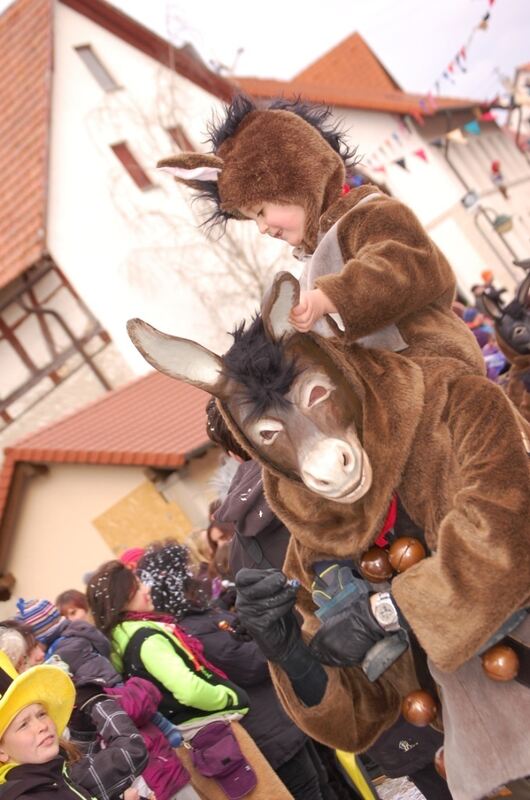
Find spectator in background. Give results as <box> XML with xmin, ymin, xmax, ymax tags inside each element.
<box><xmin>137</xmin><ymin>542</ymin><xmax>330</xmax><ymax>800</ymax></box>
<box><xmin>0</xmin><ymin>619</ymin><xmax>45</xmax><ymax>672</ymax></box>
<box><xmin>0</xmin><ymin>651</ymin><xmax>147</xmax><ymax>800</ymax></box>
<box><xmin>56</xmin><ymin>589</ymin><xmax>90</xmax><ymax>622</ymax></box>
<box><xmin>87</xmin><ymin>559</ymin><xmax>291</xmax><ymax>800</ymax></box>
<box><xmin>119</xmin><ymin>548</ymin><xmax>146</xmax><ymax>572</ymax></box>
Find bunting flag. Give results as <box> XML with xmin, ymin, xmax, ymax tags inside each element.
<box><xmin>426</xmin><ymin>93</ymin><xmax>438</xmax><ymax>112</ymax></box>
<box><xmin>430</xmin><ymin>1</ymin><xmax>496</xmax><ymax>96</ymax></box>
<box><xmin>446</xmin><ymin>128</ymin><xmax>468</xmax><ymax>144</ymax></box>
<box><xmin>364</xmin><ymin>0</ymin><xmax>495</xmax><ymax>177</ymax></box>
<box><xmin>464</xmin><ymin>120</ymin><xmax>481</xmax><ymax>135</ymax></box>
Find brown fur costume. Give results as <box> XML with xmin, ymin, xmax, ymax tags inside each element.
<box><xmin>157</xmin><ymin>96</ymin><xmax>483</xmax><ymax>374</ymax></box>
<box><xmin>127</xmin><ymin>297</ymin><xmax>530</xmax><ymax>800</ymax></box>
<box><xmin>213</xmin><ymin>334</ymin><xmax>530</xmax><ymax>800</ymax></box>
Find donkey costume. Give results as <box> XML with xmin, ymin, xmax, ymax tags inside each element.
<box><xmin>128</xmin><ymin>270</ymin><xmax>530</xmax><ymax>800</ymax></box>
<box><xmin>158</xmin><ymin>95</ymin><xmax>483</xmax><ymax>375</ymax></box>
<box><xmin>129</xmin><ymin>99</ymin><xmax>530</xmax><ymax>799</ymax></box>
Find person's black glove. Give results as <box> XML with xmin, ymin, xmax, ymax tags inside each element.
<box><xmin>310</xmin><ymin>565</ymin><xmax>401</xmax><ymax>668</ymax></box>
<box><xmin>230</xmin><ymin>617</ymin><xmax>253</xmax><ymax>642</ymax></box>
<box><xmin>309</xmin><ymin>592</ymin><xmax>388</xmax><ymax>667</ymax></box>
<box><xmin>235</xmin><ymin>568</ymin><xmax>301</xmax><ymax>663</ymax></box>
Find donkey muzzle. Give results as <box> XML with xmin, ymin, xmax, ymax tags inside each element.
<box><xmin>300</xmin><ymin>438</ymin><xmax>372</xmax><ymax>503</ymax></box>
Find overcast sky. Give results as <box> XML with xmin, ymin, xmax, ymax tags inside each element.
<box><xmin>0</xmin><ymin>0</ymin><xmax>528</xmax><ymax>101</ymax></box>
<box><xmin>104</xmin><ymin>0</ymin><xmax>528</xmax><ymax>103</ymax></box>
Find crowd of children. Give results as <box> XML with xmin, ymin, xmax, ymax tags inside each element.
<box><xmin>0</xmin><ymin>534</ymin><xmax>350</xmax><ymax>800</ymax></box>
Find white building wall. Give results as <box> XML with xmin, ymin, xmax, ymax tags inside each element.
<box><xmin>47</xmin><ymin>2</ymin><xmax>290</xmax><ymax>376</ymax></box>
<box><xmin>338</xmin><ymin>108</ymin><xmax>530</xmax><ymax>295</ymax></box>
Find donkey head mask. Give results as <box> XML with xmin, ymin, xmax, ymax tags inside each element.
<box><xmin>482</xmin><ymin>271</ymin><xmax>530</xmax><ymax>357</ymax></box>
<box><xmin>128</xmin><ymin>273</ymin><xmax>372</xmax><ymax>505</ymax></box>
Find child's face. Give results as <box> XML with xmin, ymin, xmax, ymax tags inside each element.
<box><xmin>0</xmin><ymin>703</ymin><xmax>59</xmax><ymax>764</ymax></box>
<box><xmin>124</xmin><ymin>582</ymin><xmax>154</xmax><ymax>614</ymax></box>
<box><xmin>20</xmin><ymin>644</ymin><xmax>46</xmax><ymax>672</ymax></box>
<box><xmin>63</xmin><ymin>605</ymin><xmax>89</xmax><ymax>622</ymax></box>
<box><xmin>240</xmin><ymin>202</ymin><xmax>306</xmax><ymax>246</ymax></box>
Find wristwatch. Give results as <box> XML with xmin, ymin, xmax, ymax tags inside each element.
<box><xmin>370</xmin><ymin>592</ymin><xmax>401</xmax><ymax>632</ymax></box>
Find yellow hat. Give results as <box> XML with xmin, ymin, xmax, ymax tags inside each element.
<box><xmin>0</xmin><ymin>652</ymin><xmax>75</xmax><ymax>739</ymax></box>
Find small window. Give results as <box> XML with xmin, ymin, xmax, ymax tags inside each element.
<box><xmin>110</xmin><ymin>143</ymin><xmax>154</xmax><ymax>190</ymax></box>
<box><xmin>167</xmin><ymin>124</ymin><xmax>196</xmax><ymax>151</ymax></box>
<box><xmin>75</xmin><ymin>45</ymin><xmax>120</xmax><ymax>91</ymax></box>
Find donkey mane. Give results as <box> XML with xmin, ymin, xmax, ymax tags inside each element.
<box><xmin>222</xmin><ymin>315</ymin><xmax>298</xmax><ymax>420</ymax></box>
<box><xmin>206</xmin><ymin>93</ymin><xmax>358</xmax><ymax>166</ymax></box>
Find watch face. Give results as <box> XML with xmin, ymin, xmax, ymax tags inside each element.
<box><xmin>377</xmin><ymin>601</ymin><xmax>397</xmax><ymax>626</ymax></box>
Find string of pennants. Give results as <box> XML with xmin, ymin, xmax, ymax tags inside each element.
<box><xmin>364</xmin><ymin>115</ymin><xmax>431</xmax><ymax>174</ymax></box>
<box><xmin>429</xmin><ymin>0</ymin><xmax>496</xmax><ymax>99</ymax></box>
<box><xmin>364</xmin><ymin>0</ymin><xmax>497</xmax><ymax>175</ymax></box>
<box><xmin>363</xmin><ymin>116</ymin><xmax>491</xmax><ymax>175</ymax></box>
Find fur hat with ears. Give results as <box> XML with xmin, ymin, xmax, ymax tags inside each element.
<box><xmin>157</xmin><ymin>95</ymin><xmax>357</xmax><ymax>253</ymax></box>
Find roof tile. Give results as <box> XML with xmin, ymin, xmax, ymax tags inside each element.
<box><xmin>0</xmin><ymin>0</ymin><xmax>51</xmax><ymax>289</ymax></box>
<box><xmin>0</xmin><ymin>371</ymin><xmax>212</xmax><ymax>526</ymax></box>
<box><xmin>235</xmin><ymin>32</ymin><xmax>478</xmax><ymax>116</ymax></box>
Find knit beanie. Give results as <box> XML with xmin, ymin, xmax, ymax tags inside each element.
<box><xmin>119</xmin><ymin>547</ymin><xmax>146</xmax><ymax>570</ymax></box>
<box><xmin>15</xmin><ymin>598</ymin><xmax>66</xmax><ymax>646</ymax></box>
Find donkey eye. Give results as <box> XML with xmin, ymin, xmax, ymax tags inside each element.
<box><xmin>260</xmin><ymin>430</ymin><xmax>278</xmax><ymax>443</ymax></box>
<box><xmin>308</xmin><ymin>385</ymin><xmax>331</xmax><ymax>407</ymax></box>
<box><xmin>513</xmin><ymin>325</ymin><xmax>526</xmax><ymax>337</ymax></box>
<box><xmin>252</xmin><ymin>418</ymin><xmax>283</xmax><ymax>446</ymax></box>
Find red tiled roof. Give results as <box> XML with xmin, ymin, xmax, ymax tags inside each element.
<box><xmin>0</xmin><ymin>371</ymin><xmax>211</xmax><ymax>529</ymax></box>
<box><xmin>235</xmin><ymin>32</ymin><xmax>478</xmax><ymax>116</ymax></box>
<box><xmin>235</xmin><ymin>76</ymin><xmax>476</xmax><ymax>116</ymax></box>
<box><xmin>0</xmin><ymin>0</ymin><xmax>52</xmax><ymax>290</ymax></box>
<box><xmin>294</xmin><ymin>33</ymin><xmax>402</xmax><ymax>93</ymax></box>
<box><xmin>0</xmin><ymin>0</ymin><xmax>234</xmax><ymax>291</ymax></box>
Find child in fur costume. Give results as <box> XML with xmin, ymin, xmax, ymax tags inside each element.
<box><xmin>158</xmin><ymin>94</ymin><xmax>483</xmax><ymax>374</ymax></box>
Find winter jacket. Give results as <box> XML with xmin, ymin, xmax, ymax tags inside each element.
<box><xmin>216</xmin><ymin>459</ymin><xmax>291</xmax><ymax>575</ymax></box>
<box><xmin>111</xmin><ymin>619</ymin><xmax>249</xmax><ymax>732</ymax></box>
<box><xmin>106</xmin><ymin>678</ymin><xmax>189</xmax><ymax>800</ymax></box>
<box><xmin>0</xmin><ymin>697</ymin><xmax>147</xmax><ymax>800</ymax></box>
<box><xmin>50</xmin><ymin>621</ymin><xmax>121</xmax><ymax>688</ymax></box>
<box><xmin>179</xmin><ymin>608</ymin><xmax>307</xmax><ymax>769</ymax></box>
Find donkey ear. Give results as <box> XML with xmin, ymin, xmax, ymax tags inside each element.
<box><xmin>127</xmin><ymin>319</ymin><xmax>225</xmax><ymax>396</ymax></box>
<box><xmin>516</xmin><ymin>271</ymin><xmax>530</xmax><ymax>306</ymax></box>
<box><xmin>261</xmin><ymin>272</ymin><xmax>340</xmax><ymax>340</ymax></box>
<box><xmin>157</xmin><ymin>153</ymin><xmax>224</xmax><ymax>188</ymax></box>
<box><xmin>262</xmin><ymin>272</ymin><xmax>300</xmax><ymax>341</ymax></box>
<box><xmin>482</xmin><ymin>292</ymin><xmax>503</xmax><ymax>322</ymax></box>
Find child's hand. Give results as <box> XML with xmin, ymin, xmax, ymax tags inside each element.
<box><xmin>289</xmin><ymin>289</ymin><xmax>337</xmax><ymax>332</ymax></box>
